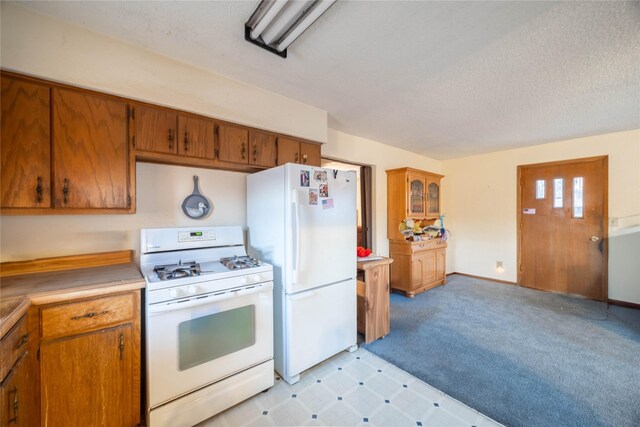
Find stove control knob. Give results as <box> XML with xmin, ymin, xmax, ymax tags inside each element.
<box><xmin>169</xmin><ymin>288</ymin><xmax>179</xmax><ymax>298</ymax></box>
<box><xmin>187</xmin><ymin>285</ymin><xmax>198</xmax><ymax>295</ymax></box>
<box><xmin>252</xmin><ymin>275</ymin><xmax>261</xmax><ymax>283</ymax></box>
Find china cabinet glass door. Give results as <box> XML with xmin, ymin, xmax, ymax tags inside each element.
<box><xmin>408</xmin><ymin>174</ymin><xmax>426</xmax><ymax>217</ymax></box>
<box><xmin>427</xmin><ymin>181</ymin><xmax>440</xmax><ymax>217</ymax></box>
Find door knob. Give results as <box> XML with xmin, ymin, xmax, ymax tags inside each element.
<box><xmin>590</xmin><ymin>236</ymin><xmax>600</xmax><ymax>242</ymax></box>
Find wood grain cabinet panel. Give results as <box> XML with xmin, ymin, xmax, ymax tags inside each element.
<box><xmin>0</xmin><ymin>76</ymin><xmax>51</xmax><ymax>209</ymax></box>
<box><xmin>52</xmin><ymin>89</ymin><xmax>130</xmax><ymax>209</ymax></box>
<box><xmin>218</xmin><ymin>124</ymin><xmax>249</xmax><ymax>164</ymax></box>
<box><xmin>1</xmin><ymin>313</ymin><xmax>37</xmax><ymax>427</ymax></box>
<box><xmin>38</xmin><ymin>291</ymin><xmax>141</xmax><ymax>427</ymax></box>
<box><xmin>178</xmin><ymin>116</ymin><xmax>215</xmax><ymax>159</ymax></box>
<box><xmin>300</xmin><ymin>141</ymin><xmax>321</xmax><ymax>166</ymax></box>
<box><xmin>249</xmin><ymin>131</ymin><xmax>277</xmax><ymax>168</ymax></box>
<box><xmin>40</xmin><ymin>325</ymin><xmax>134</xmax><ymax>427</ymax></box>
<box><xmin>132</xmin><ymin>105</ymin><xmax>177</xmax><ymax>155</ymax></box>
<box><xmin>277</xmin><ymin>137</ymin><xmax>300</xmax><ymax>165</ymax></box>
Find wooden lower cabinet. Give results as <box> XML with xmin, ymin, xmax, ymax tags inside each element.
<box><xmin>38</xmin><ymin>291</ymin><xmax>141</xmax><ymax>427</ymax></box>
<box><xmin>1</xmin><ymin>315</ymin><xmax>37</xmax><ymax>427</ymax></box>
<box><xmin>389</xmin><ymin>240</ymin><xmax>447</xmax><ymax>297</ymax></box>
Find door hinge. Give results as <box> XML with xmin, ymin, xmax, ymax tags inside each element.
<box><xmin>519</xmin><ymin>264</ymin><xmax>522</xmax><ymax>272</ymax></box>
<box><xmin>131</xmin><ymin>135</ymin><xmax>136</xmax><ymax>148</ymax></box>
<box><xmin>127</xmin><ymin>195</ymin><xmax>132</xmax><ymax>208</ymax></box>
<box><xmin>119</xmin><ymin>333</ymin><xmax>124</xmax><ymax>360</ymax></box>
<box><xmin>214</xmin><ymin>125</ymin><xmax>219</xmax><ymax>137</ymax></box>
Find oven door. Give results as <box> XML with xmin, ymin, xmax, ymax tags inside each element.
<box><xmin>147</xmin><ymin>282</ymin><xmax>273</xmax><ymax>409</ymax></box>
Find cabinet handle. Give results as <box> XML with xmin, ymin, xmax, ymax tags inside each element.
<box><xmin>294</xmin><ymin>152</ymin><xmax>299</xmax><ymax>163</ymax></box>
<box><xmin>168</xmin><ymin>128</ymin><xmax>174</xmax><ymax>149</ymax></box>
<box><xmin>302</xmin><ymin>154</ymin><xmax>308</xmax><ymax>164</ymax></box>
<box><xmin>71</xmin><ymin>310</ymin><xmax>110</xmax><ymax>320</ymax></box>
<box><xmin>184</xmin><ymin>131</ymin><xmax>189</xmax><ymax>152</ymax></box>
<box><xmin>14</xmin><ymin>334</ymin><xmax>28</xmax><ymax>351</ymax></box>
<box><xmin>36</xmin><ymin>176</ymin><xmax>43</xmax><ymax>203</ymax></box>
<box><xmin>62</xmin><ymin>178</ymin><xmax>69</xmax><ymax>204</ymax></box>
<box><xmin>253</xmin><ymin>144</ymin><xmax>257</xmax><ymax>162</ymax></box>
<box><xmin>241</xmin><ymin>142</ymin><xmax>246</xmax><ymax>160</ymax></box>
<box><xmin>119</xmin><ymin>332</ymin><xmax>124</xmax><ymax>360</ymax></box>
<box><xmin>8</xmin><ymin>386</ymin><xmax>18</xmax><ymax>424</ymax></box>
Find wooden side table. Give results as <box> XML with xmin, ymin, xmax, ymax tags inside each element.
<box><xmin>356</xmin><ymin>257</ymin><xmax>393</xmax><ymax>344</ymax></box>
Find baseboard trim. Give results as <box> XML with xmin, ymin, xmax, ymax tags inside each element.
<box><xmin>608</xmin><ymin>299</ymin><xmax>640</xmax><ymax>310</ymax></box>
<box><xmin>447</xmin><ymin>272</ymin><xmax>517</xmax><ymax>286</ymax></box>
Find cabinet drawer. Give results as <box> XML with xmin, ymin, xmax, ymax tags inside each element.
<box><xmin>0</xmin><ymin>315</ymin><xmax>29</xmax><ymax>381</ymax></box>
<box><xmin>41</xmin><ymin>293</ymin><xmax>134</xmax><ymax>340</ymax></box>
<box><xmin>390</xmin><ymin>239</ymin><xmax>447</xmax><ymax>255</ymax></box>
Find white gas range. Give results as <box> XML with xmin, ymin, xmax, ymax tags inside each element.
<box><xmin>140</xmin><ymin>226</ymin><xmax>274</xmax><ymax>427</ymax></box>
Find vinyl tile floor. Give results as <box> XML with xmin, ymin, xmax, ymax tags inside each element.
<box><xmin>198</xmin><ymin>348</ymin><xmax>502</xmax><ymax>427</ymax></box>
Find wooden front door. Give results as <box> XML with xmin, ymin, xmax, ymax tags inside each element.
<box><xmin>518</xmin><ymin>156</ymin><xmax>607</xmax><ymax>300</ymax></box>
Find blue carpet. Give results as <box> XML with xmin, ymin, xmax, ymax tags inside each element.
<box><xmin>363</xmin><ymin>275</ymin><xmax>640</xmax><ymax>427</ymax></box>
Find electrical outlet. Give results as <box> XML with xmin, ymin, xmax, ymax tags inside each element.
<box><xmin>495</xmin><ymin>261</ymin><xmax>504</xmax><ymax>273</ymax></box>
<box><xmin>609</xmin><ymin>217</ymin><xmax>619</xmax><ymax>227</ymax></box>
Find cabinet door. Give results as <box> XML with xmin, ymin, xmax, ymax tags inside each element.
<box><xmin>52</xmin><ymin>89</ymin><xmax>129</xmax><ymax>209</ymax></box>
<box><xmin>249</xmin><ymin>130</ymin><xmax>277</xmax><ymax>167</ymax></box>
<box><xmin>407</xmin><ymin>173</ymin><xmax>426</xmax><ymax>217</ymax></box>
<box><xmin>1</xmin><ymin>76</ymin><xmax>51</xmax><ymax>208</ymax></box>
<box><xmin>217</xmin><ymin>124</ymin><xmax>249</xmax><ymax>164</ymax></box>
<box><xmin>426</xmin><ymin>178</ymin><xmax>441</xmax><ymax>218</ymax></box>
<box><xmin>277</xmin><ymin>137</ymin><xmax>300</xmax><ymax>165</ymax></box>
<box><xmin>436</xmin><ymin>248</ymin><xmax>446</xmax><ymax>281</ymax></box>
<box><xmin>133</xmin><ymin>105</ymin><xmax>177</xmax><ymax>155</ymax></box>
<box><xmin>411</xmin><ymin>251</ymin><xmax>436</xmax><ymax>288</ymax></box>
<box><xmin>300</xmin><ymin>142</ymin><xmax>321</xmax><ymax>166</ymax></box>
<box><xmin>41</xmin><ymin>325</ymin><xmax>134</xmax><ymax>427</ymax></box>
<box><xmin>0</xmin><ymin>354</ymin><xmax>36</xmax><ymax>427</ymax></box>
<box><xmin>178</xmin><ymin>115</ymin><xmax>215</xmax><ymax>159</ymax></box>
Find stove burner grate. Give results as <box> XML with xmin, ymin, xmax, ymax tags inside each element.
<box><xmin>220</xmin><ymin>255</ymin><xmax>261</xmax><ymax>270</ymax></box>
<box><xmin>154</xmin><ymin>261</ymin><xmax>201</xmax><ymax>281</ymax></box>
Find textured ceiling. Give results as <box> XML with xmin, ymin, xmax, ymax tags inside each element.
<box><xmin>15</xmin><ymin>1</ymin><xmax>640</xmax><ymax>159</ymax></box>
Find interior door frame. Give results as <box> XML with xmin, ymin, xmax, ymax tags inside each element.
<box><xmin>516</xmin><ymin>155</ymin><xmax>608</xmax><ymax>300</ymax></box>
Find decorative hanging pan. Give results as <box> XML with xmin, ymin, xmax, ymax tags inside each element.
<box><xmin>181</xmin><ymin>175</ymin><xmax>211</xmax><ymax>219</ymax></box>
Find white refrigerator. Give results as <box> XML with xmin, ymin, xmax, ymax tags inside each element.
<box><xmin>247</xmin><ymin>163</ymin><xmax>357</xmax><ymax>384</ymax></box>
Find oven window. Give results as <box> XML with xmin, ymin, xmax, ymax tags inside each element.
<box><xmin>178</xmin><ymin>305</ymin><xmax>255</xmax><ymax>371</ymax></box>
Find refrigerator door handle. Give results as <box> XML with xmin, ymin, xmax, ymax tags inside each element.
<box><xmin>288</xmin><ymin>290</ymin><xmax>314</xmax><ymax>301</ymax></box>
<box><xmin>292</xmin><ymin>189</ymin><xmax>301</xmax><ymax>286</ymax></box>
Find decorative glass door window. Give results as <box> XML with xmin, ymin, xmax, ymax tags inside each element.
<box><xmin>553</xmin><ymin>178</ymin><xmax>563</xmax><ymax>208</ymax></box>
<box><xmin>536</xmin><ymin>180</ymin><xmax>545</xmax><ymax>199</ymax></box>
<box><xmin>573</xmin><ymin>177</ymin><xmax>584</xmax><ymax>218</ymax></box>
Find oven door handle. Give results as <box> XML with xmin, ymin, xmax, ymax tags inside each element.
<box><xmin>148</xmin><ymin>283</ymin><xmax>273</xmax><ymax>315</ymax></box>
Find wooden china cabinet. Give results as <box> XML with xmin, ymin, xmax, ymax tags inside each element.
<box><xmin>386</xmin><ymin>167</ymin><xmax>446</xmax><ymax>297</ymax></box>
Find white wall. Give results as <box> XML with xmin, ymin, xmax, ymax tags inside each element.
<box><xmin>0</xmin><ymin>163</ymin><xmax>247</xmax><ymax>261</ymax></box>
<box><xmin>442</xmin><ymin>129</ymin><xmax>640</xmax><ymax>303</ymax></box>
<box><xmin>323</xmin><ymin>128</ymin><xmax>443</xmax><ymax>257</ymax></box>
<box><xmin>0</xmin><ymin>3</ymin><xmax>327</xmax><ymax>142</ymax></box>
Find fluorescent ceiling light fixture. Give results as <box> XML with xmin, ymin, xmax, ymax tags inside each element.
<box><xmin>245</xmin><ymin>0</ymin><xmax>336</xmax><ymax>58</ymax></box>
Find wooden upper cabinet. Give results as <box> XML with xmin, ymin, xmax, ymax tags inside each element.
<box><xmin>178</xmin><ymin>115</ymin><xmax>215</xmax><ymax>159</ymax></box>
<box><xmin>249</xmin><ymin>130</ymin><xmax>277</xmax><ymax>168</ymax></box>
<box><xmin>300</xmin><ymin>141</ymin><xmax>321</xmax><ymax>166</ymax></box>
<box><xmin>1</xmin><ymin>76</ymin><xmax>51</xmax><ymax>208</ymax></box>
<box><xmin>217</xmin><ymin>124</ymin><xmax>249</xmax><ymax>164</ymax></box>
<box><xmin>132</xmin><ymin>105</ymin><xmax>177</xmax><ymax>155</ymax></box>
<box><xmin>53</xmin><ymin>88</ymin><xmax>130</xmax><ymax>209</ymax></box>
<box><xmin>277</xmin><ymin>137</ymin><xmax>300</xmax><ymax>165</ymax></box>
<box><xmin>277</xmin><ymin>137</ymin><xmax>321</xmax><ymax>166</ymax></box>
